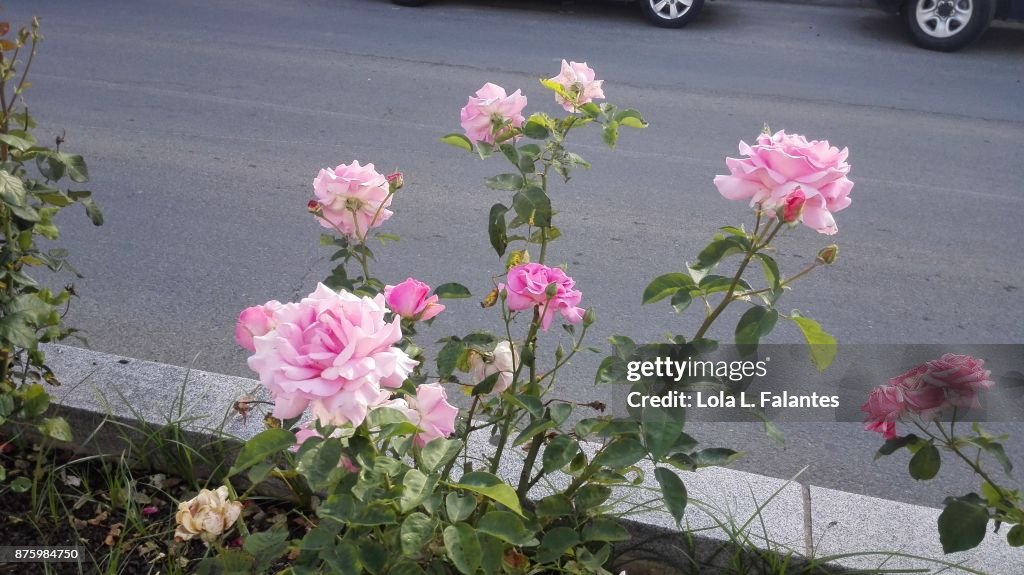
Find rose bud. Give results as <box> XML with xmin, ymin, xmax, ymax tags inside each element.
<box><xmin>816</xmin><ymin>245</ymin><xmax>839</xmax><ymax>265</ymax></box>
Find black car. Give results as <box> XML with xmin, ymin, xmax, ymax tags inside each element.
<box><xmin>392</xmin><ymin>0</ymin><xmax>707</xmax><ymax>28</ymax></box>
<box><xmin>875</xmin><ymin>0</ymin><xmax>1024</xmax><ymax>50</ymax></box>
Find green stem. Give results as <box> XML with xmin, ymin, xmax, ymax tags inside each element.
<box><xmin>693</xmin><ymin>220</ymin><xmax>783</xmax><ymax>340</ymax></box>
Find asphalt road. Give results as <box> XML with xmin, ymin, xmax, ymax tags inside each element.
<box><xmin>4</xmin><ymin>0</ymin><xmax>1023</xmax><ymax>509</ymax></box>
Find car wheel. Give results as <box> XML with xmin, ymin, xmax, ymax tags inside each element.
<box><xmin>392</xmin><ymin>0</ymin><xmax>430</xmax><ymax>6</ymax></box>
<box><xmin>903</xmin><ymin>0</ymin><xmax>994</xmax><ymax>51</ymax></box>
<box><xmin>640</xmin><ymin>0</ymin><xmax>704</xmax><ymax>28</ymax></box>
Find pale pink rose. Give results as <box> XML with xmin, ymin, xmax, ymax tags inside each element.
<box><xmin>244</xmin><ymin>284</ymin><xmax>417</xmax><ymax>426</ymax></box>
<box><xmin>502</xmin><ymin>263</ymin><xmax>585</xmax><ymax>331</ymax></box>
<box><xmin>548</xmin><ymin>60</ymin><xmax>605</xmax><ymax>112</ymax></box>
<box><xmin>861</xmin><ymin>385</ymin><xmax>905</xmax><ymax>439</ymax></box>
<box><xmin>234</xmin><ymin>301</ymin><xmax>282</xmax><ymax>352</ymax></box>
<box><xmin>405</xmin><ymin>383</ymin><xmax>458</xmax><ymax>447</ymax></box>
<box><xmin>312</xmin><ymin>161</ymin><xmax>393</xmax><ymax>240</ymax></box>
<box><xmin>469</xmin><ymin>341</ymin><xmax>517</xmax><ymax>394</ymax></box>
<box><xmin>384</xmin><ymin>278</ymin><xmax>445</xmax><ymax>321</ymax></box>
<box><xmin>460</xmin><ymin>83</ymin><xmax>528</xmax><ymax>145</ymax></box>
<box><xmin>713</xmin><ymin>131</ymin><xmax>853</xmax><ymax>235</ymax></box>
<box><xmin>922</xmin><ymin>354</ymin><xmax>994</xmax><ymax>409</ymax></box>
<box><xmin>891</xmin><ymin>364</ymin><xmax>949</xmax><ymax>421</ymax></box>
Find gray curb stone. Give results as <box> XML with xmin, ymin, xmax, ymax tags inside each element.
<box><xmin>37</xmin><ymin>344</ymin><xmax>1019</xmax><ymax>574</ymax></box>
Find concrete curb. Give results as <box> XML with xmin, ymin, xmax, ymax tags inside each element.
<box><xmin>37</xmin><ymin>344</ymin><xmax>1019</xmax><ymax>574</ymax></box>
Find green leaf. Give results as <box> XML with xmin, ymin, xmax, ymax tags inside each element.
<box><xmin>655</xmin><ymin>467</ymin><xmax>688</xmax><ymax>527</ymax></box>
<box><xmin>57</xmin><ymin>154</ymin><xmax>90</xmax><ymax>183</ymax></box>
<box><xmin>0</xmin><ymin>170</ymin><xmax>27</xmax><ymax>207</ymax></box>
<box><xmin>581</xmin><ymin>517</ymin><xmax>630</xmax><ymax>542</ymax></box>
<box><xmin>81</xmin><ymin>197</ymin><xmax>103</xmax><ymax>226</ymax></box>
<box><xmin>695</xmin><ymin>237</ymin><xmax>748</xmax><ymax>270</ymax></box>
<box><xmin>523</xmin><ymin>119</ymin><xmax>551</xmax><ymax>140</ymax></box>
<box><xmin>699</xmin><ymin>274</ymin><xmax>748</xmax><ymax>295</ymax></box>
<box><xmin>401</xmin><ymin>512</ymin><xmax>438</xmax><ymax>556</ymax></box>
<box><xmin>642</xmin><ymin>273</ymin><xmax>694</xmax><ymax>305</ymax></box>
<box><xmin>437</xmin><ymin>339</ymin><xmax>464</xmax><ymax>378</ymax></box>
<box><xmin>359</xmin><ymin>539</ymin><xmax>388</xmax><ymax>574</ymax></box>
<box><xmin>938</xmin><ymin>495</ymin><xmax>989</xmax><ymax>553</ymax></box>
<box><xmin>602</xmin><ymin>121</ymin><xmax>619</xmax><ymax>149</ymax></box>
<box><xmin>434</xmin><ymin>283</ymin><xmax>471</xmax><ymax>299</ymax></box>
<box><xmin>477</xmin><ymin>511</ymin><xmax>537</xmax><ymax>546</ymax></box>
<box><xmin>542</xmin><ymin>435</ymin><xmax>579</xmax><ymax>474</ymax></box>
<box><xmin>789</xmin><ymin>311</ymin><xmax>837</xmax><ymax>372</ymax></box>
<box><xmin>641</xmin><ymin>409</ymin><xmax>684</xmax><ymax>460</ymax></box>
<box><xmin>244</xmin><ymin>525</ymin><xmax>289</xmax><ymax>571</ymax></box>
<box><xmin>670</xmin><ymin>290</ymin><xmax>693</xmax><ymax>314</ymax></box>
<box><xmin>10</xmin><ymin>476</ymin><xmax>31</xmax><ymax>493</ymax></box>
<box><xmin>478</xmin><ymin>534</ymin><xmax>503</xmax><ymax>575</ymax></box>
<box><xmin>488</xmin><ymin>203</ymin><xmax>509</xmax><ymax>257</ymax></box>
<box><xmin>320</xmin><ymin>540</ymin><xmax>360</xmax><ymax>575</ymax></box>
<box><xmin>401</xmin><ymin>469</ymin><xmax>437</xmax><ymax>512</ymax></box>
<box><xmin>592</xmin><ymin>438</ymin><xmax>646</xmax><ymax>470</ymax></box>
<box><xmin>452</xmin><ymin>472</ymin><xmax>523</xmax><ymax>515</ymax></box>
<box><xmin>441</xmin><ymin>133</ymin><xmax>474</xmax><ymax>152</ymax></box>
<box><xmin>420</xmin><ymin>438</ymin><xmax>463</xmax><ymax>473</ymax></box>
<box><xmin>874</xmin><ymin>434</ymin><xmax>921</xmax><ymax>460</ymax></box>
<box><xmin>0</xmin><ymin>133</ymin><xmax>33</xmax><ymax>152</ymax></box>
<box><xmin>693</xmin><ymin>448</ymin><xmax>743</xmax><ymax>467</ymax></box>
<box><xmin>443</xmin><ymin>523</ymin><xmax>482</xmax><ymax>575</ymax></box>
<box><xmin>909</xmin><ymin>443</ymin><xmax>941</xmax><ymax>481</ymax></box>
<box><xmin>574</xmin><ymin>484</ymin><xmax>612</xmax><ymax>512</ymax></box>
<box><xmin>39</xmin><ymin>417</ymin><xmax>72</xmax><ymax>442</ymax></box>
<box><xmin>513</xmin><ymin>419</ymin><xmax>555</xmax><ymax>447</ymax></box>
<box><xmin>445</xmin><ymin>493</ymin><xmax>476</xmax><ymax>522</ymax></box>
<box><xmin>230</xmin><ymin>429</ymin><xmax>295</xmax><ymax>476</ymax></box>
<box><xmin>614</xmin><ymin>109</ymin><xmax>648</xmax><ymax>129</ymax></box>
<box><xmin>19</xmin><ymin>383</ymin><xmax>50</xmax><ymax>418</ymax></box>
<box><xmin>537</xmin><ymin>527</ymin><xmax>580</xmax><ymax>564</ymax></box>
<box><xmin>36</xmin><ymin>154</ymin><xmax>66</xmax><ymax>182</ymax></box>
<box><xmin>734</xmin><ymin>307</ymin><xmax>778</xmax><ymax>357</ymax></box>
<box><xmin>754</xmin><ymin>253</ymin><xmax>782</xmax><ymax>292</ymax></box>
<box><xmin>536</xmin><ymin>494</ymin><xmax>573</xmax><ymax>518</ymax></box>
<box><xmin>1008</xmin><ymin>524</ymin><xmax>1024</xmax><ymax>547</ymax></box>
<box><xmin>485</xmin><ymin>173</ymin><xmax>525</xmax><ymax>191</ymax></box>
<box><xmin>511</xmin><ymin>187</ymin><xmax>552</xmax><ymax>228</ymax></box>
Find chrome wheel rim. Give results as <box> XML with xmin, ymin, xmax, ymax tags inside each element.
<box><xmin>915</xmin><ymin>0</ymin><xmax>973</xmax><ymax>38</ymax></box>
<box><xmin>649</xmin><ymin>0</ymin><xmax>693</xmax><ymax>21</ymax></box>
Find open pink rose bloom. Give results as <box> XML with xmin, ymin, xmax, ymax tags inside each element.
<box><xmin>548</xmin><ymin>60</ymin><xmax>605</xmax><ymax>112</ymax></box>
<box><xmin>312</xmin><ymin>161</ymin><xmax>394</xmax><ymax>240</ymax></box>
<box><xmin>459</xmin><ymin>82</ymin><xmax>527</xmax><ymax>145</ymax></box>
<box><xmin>502</xmin><ymin>263</ymin><xmax>585</xmax><ymax>331</ymax></box>
<box><xmin>384</xmin><ymin>278</ymin><xmax>445</xmax><ymax>321</ymax></box>
<box><xmin>714</xmin><ymin>130</ymin><xmax>853</xmax><ymax>235</ymax></box>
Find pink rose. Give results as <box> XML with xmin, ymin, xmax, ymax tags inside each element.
<box><xmin>922</xmin><ymin>354</ymin><xmax>994</xmax><ymax>409</ymax></box>
<box><xmin>781</xmin><ymin>188</ymin><xmax>805</xmax><ymax>224</ymax></box>
<box><xmin>234</xmin><ymin>301</ymin><xmax>282</xmax><ymax>352</ymax></box>
<box><xmin>713</xmin><ymin>131</ymin><xmax>853</xmax><ymax>235</ymax></box>
<box><xmin>890</xmin><ymin>364</ymin><xmax>948</xmax><ymax>421</ymax></box>
<box><xmin>861</xmin><ymin>385</ymin><xmax>905</xmax><ymax>439</ymax></box>
<box><xmin>312</xmin><ymin>161</ymin><xmax>394</xmax><ymax>240</ymax></box>
<box><xmin>459</xmin><ymin>83</ymin><xmax>527</xmax><ymax>145</ymax></box>
<box><xmin>469</xmin><ymin>340</ymin><xmax>517</xmax><ymax>394</ymax></box>
<box><xmin>502</xmin><ymin>263</ymin><xmax>585</xmax><ymax>331</ymax></box>
<box><xmin>548</xmin><ymin>60</ymin><xmax>605</xmax><ymax>112</ymax></box>
<box><xmin>405</xmin><ymin>383</ymin><xmax>458</xmax><ymax>447</ymax></box>
<box><xmin>384</xmin><ymin>278</ymin><xmax>445</xmax><ymax>321</ymax></box>
<box><xmin>244</xmin><ymin>284</ymin><xmax>417</xmax><ymax>426</ymax></box>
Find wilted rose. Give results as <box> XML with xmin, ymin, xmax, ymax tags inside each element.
<box><xmin>174</xmin><ymin>486</ymin><xmax>243</xmax><ymax>543</ymax></box>
<box><xmin>469</xmin><ymin>340</ymin><xmax>517</xmax><ymax>394</ymax></box>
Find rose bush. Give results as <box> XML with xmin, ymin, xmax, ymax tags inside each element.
<box><xmin>866</xmin><ymin>353</ymin><xmax>1023</xmax><ymax>554</ymax></box>
<box><xmin>207</xmin><ymin>62</ymin><xmax>853</xmax><ymax>574</ymax></box>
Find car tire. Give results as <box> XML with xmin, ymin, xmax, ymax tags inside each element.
<box><xmin>392</xmin><ymin>0</ymin><xmax>430</xmax><ymax>6</ymax></box>
<box><xmin>902</xmin><ymin>0</ymin><xmax>995</xmax><ymax>51</ymax></box>
<box><xmin>640</xmin><ymin>0</ymin><xmax>704</xmax><ymax>28</ymax></box>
